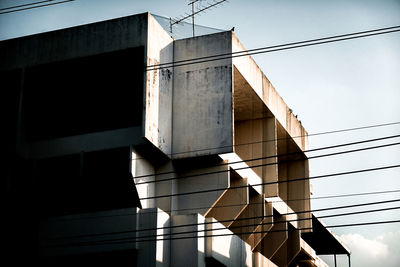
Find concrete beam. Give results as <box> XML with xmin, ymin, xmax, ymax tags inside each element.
<box><xmin>229</xmin><ymin>190</ymin><xmax>265</xmax><ymax>241</ymax></box>
<box><xmin>255</xmin><ymin>212</ymin><xmax>288</xmax><ymax>260</ymax></box>
<box><xmin>205</xmin><ymin>171</ymin><xmax>248</xmax><ymax>228</ymax></box>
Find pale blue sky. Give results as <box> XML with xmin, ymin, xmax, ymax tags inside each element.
<box><xmin>1</xmin><ymin>0</ymin><xmax>399</xmax><ymax>266</ymax></box>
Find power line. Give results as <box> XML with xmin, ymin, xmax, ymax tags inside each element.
<box><xmin>134</xmin><ymin>138</ymin><xmax>400</xmax><ymax>185</ymax></box>
<box><xmin>42</xmin><ymin>200</ymin><xmax>400</xmax><ymax>246</ymax></box>
<box><xmin>165</xmin><ymin>121</ymin><xmax>400</xmax><ymax>159</ymax></box>
<box><xmin>96</xmin><ymin>206</ymin><xmax>400</xmax><ymax>241</ymax></box>
<box><xmin>139</xmin><ymin>163</ymin><xmax>400</xmax><ymax>201</ymax></box>
<box><xmin>138</xmin><ymin>163</ymin><xmax>400</xmax><ymax>200</ymax></box>
<box><xmin>0</xmin><ymin>0</ymin><xmax>74</xmax><ymax>15</ymax></box>
<box><xmin>146</xmin><ymin>25</ymin><xmax>400</xmax><ymax>71</ymax></box>
<box><xmin>49</xmin><ymin>187</ymin><xmax>400</xmax><ymax>222</ymax></box>
<box><xmin>130</xmin><ymin>120</ymin><xmax>400</xmax><ymax>162</ymax></box>
<box><xmin>0</xmin><ymin>0</ymin><xmax>54</xmax><ymax>11</ymax></box>
<box><xmin>150</xmin><ymin>25</ymin><xmax>400</xmax><ymax>68</ymax></box>
<box><xmin>43</xmin><ymin>198</ymin><xmax>400</xmax><ymax>240</ymax></box>
<box><xmin>140</xmin><ymin>161</ymin><xmax>400</xmax><ymax>200</ymax></box>
<box><xmin>43</xmin><ymin>219</ymin><xmax>400</xmax><ymax>247</ymax></box>
<box><xmin>133</xmin><ymin>133</ymin><xmax>400</xmax><ymax>181</ymax></box>
<box><xmin>44</xmin><ymin>206</ymin><xmax>400</xmax><ymax>248</ymax></box>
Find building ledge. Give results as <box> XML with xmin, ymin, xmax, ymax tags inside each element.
<box><xmin>302</xmin><ymin>214</ymin><xmax>351</xmax><ymax>255</ymax></box>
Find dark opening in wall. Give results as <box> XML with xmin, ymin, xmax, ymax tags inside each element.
<box><xmin>35</xmin><ymin>147</ymin><xmax>139</xmax><ymax>217</ymax></box>
<box><xmin>23</xmin><ymin>46</ymin><xmax>145</xmax><ymax>141</ymax></box>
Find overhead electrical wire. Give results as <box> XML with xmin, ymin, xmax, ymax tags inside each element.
<box><xmin>138</xmin><ymin>163</ymin><xmax>400</xmax><ymax>201</ymax></box>
<box><xmin>0</xmin><ymin>0</ymin><xmax>74</xmax><ymax>15</ymax></box>
<box><xmin>129</xmin><ymin>120</ymin><xmax>400</xmax><ymax>163</ymax></box>
<box><xmin>133</xmin><ymin>137</ymin><xmax>400</xmax><ymax>185</ymax></box>
<box><xmin>73</xmin><ymin>206</ymin><xmax>400</xmax><ymax>243</ymax></box>
<box><xmin>0</xmin><ymin>0</ymin><xmax>55</xmax><ymax>11</ymax></box>
<box><xmin>90</xmin><ymin>219</ymin><xmax>400</xmax><ymax>245</ymax></box>
<box><xmin>43</xmin><ymin>219</ymin><xmax>400</xmax><ymax>247</ymax></box>
<box><xmin>50</xmin><ymin>187</ymin><xmax>400</xmax><ymax>222</ymax></box>
<box><xmin>162</xmin><ymin>121</ymin><xmax>400</xmax><ymax>159</ymax></box>
<box><xmin>42</xmin><ymin>199</ymin><xmax>400</xmax><ymax>246</ymax></box>
<box><xmin>146</xmin><ymin>25</ymin><xmax>400</xmax><ymax>71</ymax></box>
<box><xmin>43</xmin><ymin>198</ymin><xmax>400</xmax><ymax>239</ymax></box>
<box><xmin>48</xmin><ymin>198</ymin><xmax>400</xmax><ymax>238</ymax></box>
<box><xmin>138</xmin><ymin>187</ymin><xmax>400</xmax><ymax>216</ymax></box>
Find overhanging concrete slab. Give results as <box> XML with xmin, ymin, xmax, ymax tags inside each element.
<box><xmin>302</xmin><ymin>215</ymin><xmax>351</xmax><ymax>255</ymax></box>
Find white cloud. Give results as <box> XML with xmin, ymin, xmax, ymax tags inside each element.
<box><xmin>339</xmin><ymin>231</ymin><xmax>400</xmax><ymax>267</ymax></box>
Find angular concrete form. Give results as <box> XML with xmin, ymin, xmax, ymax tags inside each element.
<box><xmin>2</xmin><ymin>12</ymin><xmax>348</xmax><ymax>266</ymax></box>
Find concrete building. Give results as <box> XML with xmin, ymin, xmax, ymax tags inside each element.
<box><xmin>1</xmin><ymin>12</ymin><xmax>350</xmax><ymax>266</ymax></box>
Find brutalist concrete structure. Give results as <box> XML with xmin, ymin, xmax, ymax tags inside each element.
<box><xmin>1</xmin><ymin>12</ymin><xmax>349</xmax><ymax>266</ymax></box>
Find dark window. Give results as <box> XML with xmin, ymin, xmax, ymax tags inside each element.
<box><xmin>23</xmin><ymin>46</ymin><xmax>144</xmax><ymax>141</ymax></box>
<box><xmin>35</xmin><ymin>147</ymin><xmax>139</xmax><ymax>217</ymax></box>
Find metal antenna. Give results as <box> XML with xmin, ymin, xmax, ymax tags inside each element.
<box><xmin>169</xmin><ymin>0</ymin><xmax>227</xmax><ymax>36</ymax></box>
<box><xmin>188</xmin><ymin>0</ymin><xmax>199</xmax><ymax>37</ymax></box>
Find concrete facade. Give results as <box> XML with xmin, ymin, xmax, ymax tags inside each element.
<box><xmin>2</xmin><ymin>12</ymin><xmax>348</xmax><ymax>266</ymax></box>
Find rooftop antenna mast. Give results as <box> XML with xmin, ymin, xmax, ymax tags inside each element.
<box><xmin>170</xmin><ymin>0</ymin><xmax>228</xmax><ymax>37</ymax></box>
<box><xmin>188</xmin><ymin>0</ymin><xmax>198</xmax><ymax>37</ymax></box>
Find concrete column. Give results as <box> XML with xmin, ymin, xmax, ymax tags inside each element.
<box><xmin>205</xmin><ymin>217</ymin><xmax>253</xmax><ymax>267</ymax></box>
<box><xmin>170</xmin><ymin>214</ymin><xmax>206</xmax><ymax>267</ymax></box>
<box><xmin>234</xmin><ymin>117</ymin><xmax>278</xmax><ymax>197</ymax></box>
<box><xmin>154</xmin><ymin>161</ymin><xmax>177</xmax><ymax>214</ymax></box>
<box><xmin>262</xmin><ymin>117</ymin><xmax>279</xmax><ymax>197</ymax></box>
<box><xmin>137</xmin><ymin>208</ymin><xmax>170</xmax><ymax>267</ymax></box>
<box><xmin>287</xmin><ymin>159</ymin><xmax>311</xmax><ymax>232</ymax></box>
<box><xmin>132</xmin><ymin>148</ymin><xmax>155</xmax><ymax>209</ymax></box>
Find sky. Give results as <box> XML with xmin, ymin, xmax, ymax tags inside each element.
<box><xmin>1</xmin><ymin>0</ymin><xmax>399</xmax><ymax>266</ymax></box>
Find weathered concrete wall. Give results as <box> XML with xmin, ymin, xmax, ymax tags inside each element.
<box><xmin>172</xmin><ymin>32</ymin><xmax>233</xmax><ymax>159</ymax></box>
<box><xmin>145</xmin><ymin>14</ymin><xmax>174</xmax><ymax>155</ymax></box>
<box><xmin>0</xmin><ymin>13</ymin><xmax>148</xmax><ymax>70</ymax></box>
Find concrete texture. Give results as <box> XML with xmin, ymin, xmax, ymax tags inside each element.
<box><xmin>172</xmin><ymin>31</ymin><xmax>233</xmax><ymax>159</ymax></box>
<box><xmin>2</xmin><ymin>11</ymin><xmax>346</xmax><ymax>267</ymax></box>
